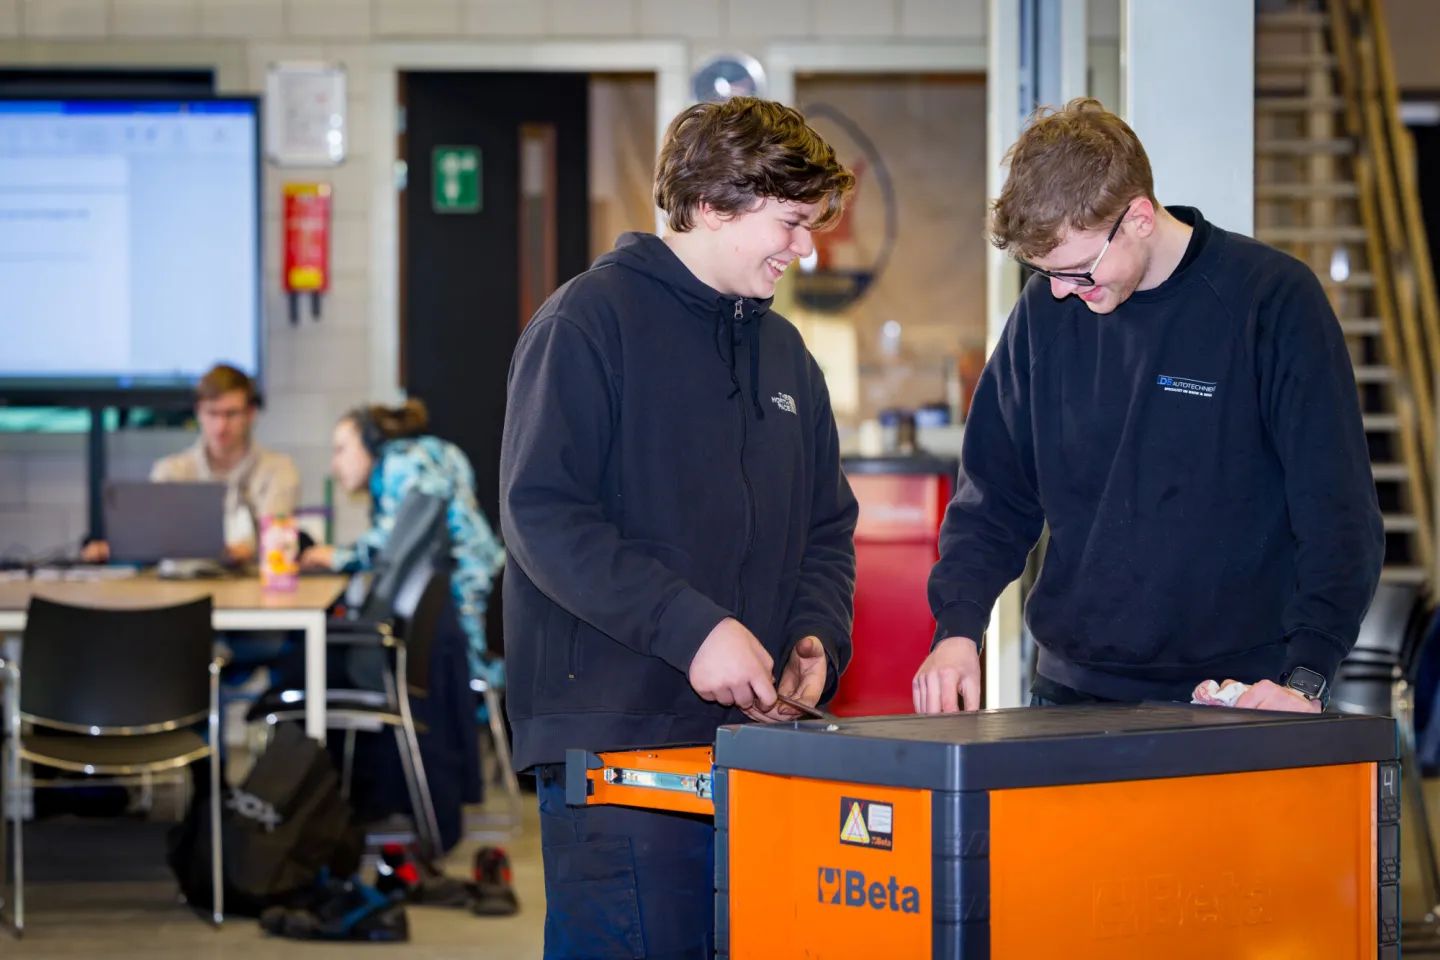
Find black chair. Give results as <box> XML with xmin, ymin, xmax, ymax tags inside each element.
<box><xmin>249</xmin><ymin>559</ymin><xmax>448</xmax><ymax>862</ymax></box>
<box><xmin>466</xmin><ymin>566</ymin><xmax>524</xmax><ymax>842</ymax></box>
<box><xmin>466</xmin><ymin>673</ymin><xmax>524</xmax><ymax>842</ymax></box>
<box><xmin>1331</xmin><ymin>581</ymin><xmax>1440</xmax><ymax>939</ymax></box>
<box><xmin>248</xmin><ymin>488</ymin><xmax>452</xmax><ymax>859</ymax></box>
<box><xmin>0</xmin><ymin>596</ymin><xmax>224</xmax><ymax>936</ymax></box>
<box><xmin>338</xmin><ymin>490</ymin><xmax>449</xmax><ymax>628</ymax></box>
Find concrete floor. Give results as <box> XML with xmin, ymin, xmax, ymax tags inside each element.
<box><xmin>0</xmin><ymin>797</ymin><xmax>548</xmax><ymax>958</ymax></box>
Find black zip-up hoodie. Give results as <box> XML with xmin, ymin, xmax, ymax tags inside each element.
<box><xmin>499</xmin><ymin>232</ymin><xmax>858</xmax><ymax>771</ymax></box>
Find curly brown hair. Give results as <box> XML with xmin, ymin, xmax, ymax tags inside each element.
<box><xmin>654</xmin><ymin>97</ymin><xmax>856</xmax><ymax>233</ymax></box>
<box><xmin>991</xmin><ymin>98</ymin><xmax>1157</xmax><ymax>261</ymax></box>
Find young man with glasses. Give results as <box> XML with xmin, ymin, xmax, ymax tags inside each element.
<box><xmin>81</xmin><ymin>363</ymin><xmax>300</xmax><ymax>565</ymax></box>
<box><xmin>914</xmin><ymin>98</ymin><xmax>1384</xmax><ymax>715</ymax></box>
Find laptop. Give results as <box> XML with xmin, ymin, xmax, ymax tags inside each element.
<box><xmin>103</xmin><ymin>481</ymin><xmax>228</xmax><ymax>566</ymax></box>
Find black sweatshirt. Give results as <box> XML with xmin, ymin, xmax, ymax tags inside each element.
<box><xmin>500</xmin><ymin>232</ymin><xmax>858</xmax><ymax>771</ymax></box>
<box><xmin>929</xmin><ymin>207</ymin><xmax>1384</xmax><ymax>702</ymax></box>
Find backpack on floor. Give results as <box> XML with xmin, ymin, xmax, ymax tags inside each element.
<box><xmin>166</xmin><ymin>722</ymin><xmax>365</xmax><ymax>917</ymax></box>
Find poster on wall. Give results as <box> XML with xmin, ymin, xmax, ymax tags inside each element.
<box><xmin>265</xmin><ymin>62</ymin><xmax>348</xmax><ymax>167</ymax></box>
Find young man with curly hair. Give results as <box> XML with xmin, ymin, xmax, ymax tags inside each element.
<box><xmin>914</xmin><ymin>98</ymin><xmax>1384</xmax><ymax>717</ymax></box>
<box><xmin>500</xmin><ymin>97</ymin><xmax>859</xmax><ymax>958</ymax></box>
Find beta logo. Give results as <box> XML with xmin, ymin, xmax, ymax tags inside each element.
<box><xmin>817</xmin><ymin>867</ymin><xmax>921</xmax><ymax>914</ymax></box>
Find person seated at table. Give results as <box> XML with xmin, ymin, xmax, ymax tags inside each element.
<box><xmin>300</xmin><ymin>399</ymin><xmax>505</xmax><ymax>689</ymax></box>
<box><xmin>82</xmin><ymin>363</ymin><xmax>301</xmax><ymax>566</ymax></box>
<box><xmin>82</xmin><ymin>364</ymin><xmax>303</xmax><ymax>742</ymax></box>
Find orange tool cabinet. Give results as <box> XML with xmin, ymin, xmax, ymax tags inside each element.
<box><xmin>567</xmin><ymin>704</ymin><xmax>1400</xmax><ymax>960</ymax></box>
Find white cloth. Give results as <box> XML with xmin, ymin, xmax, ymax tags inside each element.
<box><xmin>1191</xmin><ymin>679</ymin><xmax>1249</xmax><ymax>707</ymax></box>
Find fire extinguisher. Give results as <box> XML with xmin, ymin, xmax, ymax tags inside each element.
<box><xmin>283</xmin><ymin>182</ymin><xmax>331</xmax><ymax>324</ymax></box>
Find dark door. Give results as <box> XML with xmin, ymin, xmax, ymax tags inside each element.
<box><xmin>402</xmin><ymin>70</ymin><xmax>589</xmax><ymax>520</ymax></box>
<box><xmin>402</xmin><ymin>72</ymin><xmax>590</xmax><ymax>655</ymax></box>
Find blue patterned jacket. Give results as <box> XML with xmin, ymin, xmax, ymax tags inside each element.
<box><xmin>332</xmin><ymin>436</ymin><xmax>506</xmax><ymax>686</ymax></box>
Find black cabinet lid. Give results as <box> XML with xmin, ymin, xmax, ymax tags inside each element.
<box><xmin>714</xmin><ymin>704</ymin><xmax>1397</xmax><ymax>791</ymax></box>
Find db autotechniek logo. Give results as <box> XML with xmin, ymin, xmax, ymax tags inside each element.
<box><xmin>817</xmin><ymin>867</ymin><xmax>921</xmax><ymax>913</ymax></box>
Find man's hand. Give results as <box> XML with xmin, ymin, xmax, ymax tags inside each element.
<box><xmin>687</xmin><ymin>618</ymin><xmax>778</xmax><ymax>721</ymax></box>
<box><xmin>80</xmin><ymin>540</ymin><xmax>110</xmax><ymax>564</ymax></box>
<box><xmin>299</xmin><ymin>544</ymin><xmax>336</xmax><ymax>571</ymax></box>
<box><xmin>225</xmin><ymin>542</ymin><xmax>257</xmax><ymax>565</ymax></box>
<box><xmin>913</xmin><ymin>636</ymin><xmax>982</xmax><ymax>714</ymax></box>
<box><xmin>749</xmin><ymin>635</ymin><xmax>829</xmax><ymax>722</ymax></box>
<box><xmin>1231</xmin><ymin>679</ymin><xmax>1322</xmax><ymax>713</ymax></box>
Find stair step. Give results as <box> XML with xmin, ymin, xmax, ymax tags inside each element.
<box><xmin>1323</xmin><ymin>272</ymin><xmax>1376</xmax><ymax>289</ymax></box>
<box><xmin>1256</xmin><ymin>95</ymin><xmax>1346</xmax><ymax>112</ymax></box>
<box><xmin>1380</xmin><ymin>565</ymin><xmax>1430</xmax><ymax>585</ymax></box>
<box><xmin>1256</xmin><ymin>11</ymin><xmax>1330</xmax><ymax>31</ymax></box>
<box><xmin>1372</xmin><ymin>462</ymin><xmax>1410</xmax><ymax>482</ymax></box>
<box><xmin>1257</xmin><ymin>54</ymin><xmax>1339</xmax><ymax>71</ymax></box>
<box><xmin>1256</xmin><ymin>182</ymin><xmax>1360</xmax><ymax>200</ymax></box>
<box><xmin>1256</xmin><ymin>138</ymin><xmax>1356</xmax><ymax>155</ymax></box>
<box><xmin>1341</xmin><ymin>318</ymin><xmax>1383</xmax><ymax>336</ymax></box>
<box><xmin>1353</xmin><ymin>365</ymin><xmax>1395</xmax><ymax>383</ymax></box>
<box><xmin>1363</xmin><ymin>413</ymin><xmax>1401</xmax><ymax>431</ymax></box>
<box><xmin>1257</xmin><ymin>225</ymin><xmax>1369</xmax><ymax>243</ymax></box>
<box><xmin>1384</xmin><ymin>514</ymin><xmax>1421</xmax><ymax>533</ymax></box>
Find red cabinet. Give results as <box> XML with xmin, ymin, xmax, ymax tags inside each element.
<box><xmin>830</xmin><ymin>457</ymin><xmax>957</xmax><ymax>717</ymax></box>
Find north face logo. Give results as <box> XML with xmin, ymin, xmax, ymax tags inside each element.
<box><xmin>227</xmin><ymin>788</ymin><xmax>283</xmax><ymax>833</ymax></box>
<box><xmin>771</xmin><ymin>393</ymin><xmax>797</xmax><ymax>415</ymax></box>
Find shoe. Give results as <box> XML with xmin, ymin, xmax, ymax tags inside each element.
<box><xmin>260</xmin><ymin>876</ymin><xmax>409</xmax><ymax>942</ymax></box>
<box><xmin>468</xmin><ymin>846</ymin><xmax>520</xmax><ymax>917</ymax></box>
<box><xmin>416</xmin><ymin>876</ymin><xmax>472</xmax><ymax>907</ymax></box>
<box><xmin>374</xmin><ymin>843</ymin><xmax>421</xmax><ymax>900</ymax></box>
<box><xmin>375</xmin><ymin>842</ymin><xmax>472</xmax><ymax>907</ymax></box>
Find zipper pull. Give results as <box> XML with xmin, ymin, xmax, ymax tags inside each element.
<box><xmin>734</xmin><ymin>299</ymin><xmax>744</xmax><ymax>320</ymax></box>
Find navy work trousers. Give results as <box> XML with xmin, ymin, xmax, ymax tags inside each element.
<box><xmin>536</xmin><ymin>762</ymin><xmax>715</xmax><ymax>959</ymax></box>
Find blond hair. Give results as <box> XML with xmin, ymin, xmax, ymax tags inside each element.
<box><xmin>990</xmin><ymin>98</ymin><xmax>1157</xmax><ymax>260</ymax></box>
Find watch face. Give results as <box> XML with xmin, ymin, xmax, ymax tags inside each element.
<box><xmin>1288</xmin><ymin>668</ymin><xmax>1325</xmax><ymax>697</ymax></box>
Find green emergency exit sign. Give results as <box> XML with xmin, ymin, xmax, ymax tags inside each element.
<box><xmin>433</xmin><ymin>145</ymin><xmax>481</xmax><ymax>213</ymax></box>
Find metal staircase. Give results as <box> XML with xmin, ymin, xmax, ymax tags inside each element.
<box><xmin>1256</xmin><ymin>0</ymin><xmax>1440</xmax><ymax>589</ymax></box>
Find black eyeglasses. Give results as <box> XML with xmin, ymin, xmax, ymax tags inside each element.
<box><xmin>1019</xmin><ymin>204</ymin><xmax>1132</xmax><ymax>288</ymax></box>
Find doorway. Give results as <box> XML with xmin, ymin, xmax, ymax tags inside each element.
<box><xmin>400</xmin><ymin>71</ymin><xmax>591</xmax><ymax>527</ymax></box>
<box><xmin>398</xmin><ymin>70</ymin><xmax>659</xmax><ymax>658</ymax></box>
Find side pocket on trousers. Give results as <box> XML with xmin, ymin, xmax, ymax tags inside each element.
<box><xmin>542</xmin><ymin>837</ymin><xmax>645</xmax><ymax>959</ymax></box>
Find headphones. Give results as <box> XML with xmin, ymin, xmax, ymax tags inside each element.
<box><xmin>350</xmin><ymin>407</ymin><xmax>386</xmax><ymax>457</ymax></box>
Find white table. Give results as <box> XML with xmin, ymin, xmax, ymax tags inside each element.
<box><xmin>0</xmin><ymin>574</ymin><xmax>349</xmax><ymax>741</ymax></box>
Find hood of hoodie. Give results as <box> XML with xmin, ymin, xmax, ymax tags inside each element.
<box><xmin>594</xmin><ymin>231</ymin><xmax>774</xmax><ymax>323</ymax></box>
<box><xmin>595</xmin><ymin>231</ymin><xmax>774</xmax><ymax>420</ymax></box>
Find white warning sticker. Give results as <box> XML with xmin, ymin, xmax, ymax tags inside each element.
<box><xmin>866</xmin><ymin>802</ymin><xmax>893</xmax><ymax>835</ymax></box>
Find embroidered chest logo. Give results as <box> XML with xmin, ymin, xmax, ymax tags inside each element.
<box><xmin>771</xmin><ymin>393</ymin><xmax>798</xmax><ymax>415</ymax></box>
<box><xmin>1156</xmin><ymin>375</ymin><xmax>1218</xmax><ymax>399</ymax></box>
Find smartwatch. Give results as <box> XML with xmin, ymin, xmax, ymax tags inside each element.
<box><xmin>1283</xmin><ymin>666</ymin><xmax>1329</xmax><ymax>709</ymax></box>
